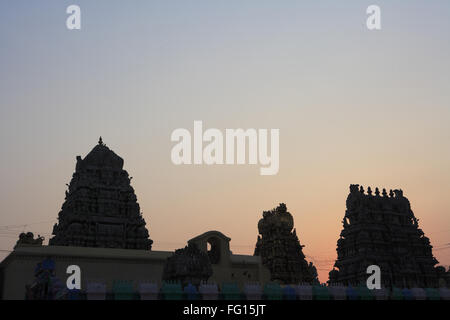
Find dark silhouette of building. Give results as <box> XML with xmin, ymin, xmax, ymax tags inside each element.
<box><xmin>162</xmin><ymin>242</ymin><xmax>213</xmax><ymax>286</ymax></box>
<box><xmin>329</xmin><ymin>184</ymin><xmax>439</xmax><ymax>288</ymax></box>
<box><xmin>254</xmin><ymin>203</ymin><xmax>318</xmax><ymax>284</ymax></box>
<box><xmin>49</xmin><ymin>138</ymin><xmax>153</xmax><ymax>250</ymax></box>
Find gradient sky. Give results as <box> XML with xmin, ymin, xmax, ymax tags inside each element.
<box><xmin>1</xmin><ymin>1</ymin><xmax>449</xmax><ymax>282</ymax></box>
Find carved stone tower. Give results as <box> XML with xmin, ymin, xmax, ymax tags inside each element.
<box><xmin>254</xmin><ymin>203</ymin><xmax>318</xmax><ymax>284</ymax></box>
<box><xmin>329</xmin><ymin>184</ymin><xmax>439</xmax><ymax>288</ymax></box>
<box><xmin>49</xmin><ymin>138</ymin><xmax>153</xmax><ymax>250</ymax></box>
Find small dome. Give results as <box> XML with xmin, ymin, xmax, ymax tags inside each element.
<box><xmin>257</xmin><ymin>203</ymin><xmax>294</xmax><ymax>234</ymax></box>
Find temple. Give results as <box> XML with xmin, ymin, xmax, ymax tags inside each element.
<box><xmin>0</xmin><ymin>140</ymin><xmax>271</xmax><ymax>299</ymax></box>
<box><xmin>49</xmin><ymin>138</ymin><xmax>153</xmax><ymax>250</ymax></box>
<box><xmin>1</xmin><ymin>141</ymin><xmax>448</xmax><ymax>299</ymax></box>
<box><xmin>254</xmin><ymin>203</ymin><xmax>318</xmax><ymax>284</ymax></box>
<box><xmin>329</xmin><ymin>184</ymin><xmax>440</xmax><ymax>288</ymax></box>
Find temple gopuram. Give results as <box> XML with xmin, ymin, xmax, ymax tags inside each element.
<box><xmin>329</xmin><ymin>184</ymin><xmax>440</xmax><ymax>288</ymax></box>
<box><xmin>254</xmin><ymin>203</ymin><xmax>318</xmax><ymax>284</ymax></box>
<box><xmin>49</xmin><ymin>137</ymin><xmax>153</xmax><ymax>250</ymax></box>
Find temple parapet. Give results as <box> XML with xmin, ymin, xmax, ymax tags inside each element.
<box><xmin>345</xmin><ymin>184</ymin><xmax>416</xmax><ymax>225</ymax></box>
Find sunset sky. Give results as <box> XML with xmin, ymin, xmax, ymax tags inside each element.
<box><xmin>1</xmin><ymin>1</ymin><xmax>449</xmax><ymax>282</ymax></box>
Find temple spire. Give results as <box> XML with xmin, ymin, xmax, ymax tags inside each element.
<box><xmin>254</xmin><ymin>203</ymin><xmax>318</xmax><ymax>284</ymax></box>
<box><xmin>49</xmin><ymin>140</ymin><xmax>153</xmax><ymax>250</ymax></box>
<box><xmin>329</xmin><ymin>184</ymin><xmax>439</xmax><ymax>287</ymax></box>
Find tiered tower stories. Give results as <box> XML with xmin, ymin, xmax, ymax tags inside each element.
<box><xmin>49</xmin><ymin>138</ymin><xmax>153</xmax><ymax>250</ymax></box>
<box><xmin>329</xmin><ymin>184</ymin><xmax>439</xmax><ymax>288</ymax></box>
<box><xmin>254</xmin><ymin>203</ymin><xmax>318</xmax><ymax>284</ymax></box>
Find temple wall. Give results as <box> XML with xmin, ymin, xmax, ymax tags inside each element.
<box><xmin>187</xmin><ymin>231</ymin><xmax>271</xmax><ymax>288</ymax></box>
<box><xmin>215</xmin><ymin>255</ymin><xmax>271</xmax><ymax>287</ymax></box>
<box><xmin>1</xmin><ymin>246</ymin><xmax>171</xmax><ymax>299</ymax></box>
<box><xmin>0</xmin><ymin>245</ymin><xmax>270</xmax><ymax>299</ymax></box>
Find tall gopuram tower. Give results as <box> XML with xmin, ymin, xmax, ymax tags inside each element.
<box><xmin>49</xmin><ymin>138</ymin><xmax>153</xmax><ymax>250</ymax></box>
<box><xmin>254</xmin><ymin>203</ymin><xmax>318</xmax><ymax>284</ymax></box>
<box><xmin>329</xmin><ymin>184</ymin><xmax>439</xmax><ymax>288</ymax></box>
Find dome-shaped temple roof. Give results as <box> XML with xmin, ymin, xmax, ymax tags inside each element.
<box><xmin>258</xmin><ymin>203</ymin><xmax>294</xmax><ymax>234</ymax></box>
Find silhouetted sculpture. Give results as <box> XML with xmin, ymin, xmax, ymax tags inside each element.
<box><xmin>162</xmin><ymin>242</ymin><xmax>213</xmax><ymax>287</ymax></box>
<box><xmin>25</xmin><ymin>258</ymin><xmax>66</xmax><ymax>300</ymax></box>
<box><xmin>329</xmin><ymin>184</ymin><xmax>440</xmax><ymax>288</ymax></box>
<box><xmin>49</xmin><ymin>138</ymin><xmax>153</xmax><ymax>250</ymax></box>
<box><xmin>15</xmin><ymin>232</ymin><xmax>44</xmax><ymax>248</ymax></box>
<box><xmin>254</xmin><ymin>203</ymin><xmax>318</xmax><ymax>284</ymax></box>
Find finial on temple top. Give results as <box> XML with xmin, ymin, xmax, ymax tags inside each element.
<box><xmin>98</xmin><ymin>136</ymin><xmax>104</xmax><ymax>145</ymax></box>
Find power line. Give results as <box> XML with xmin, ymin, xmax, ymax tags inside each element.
<box><xmin>0</xmin><ymin>220</ymin><xmax>55</xmax><ymax>229</ymax></box>
<box><xmin>435</xmin><ymin>246</ymin><xmax>450</xmax><ymax>251</ymax></box>
<box><xmin>432</xmin><ymin>229</ymin><xmax>450</xmax><ymax>234</ymax></box>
